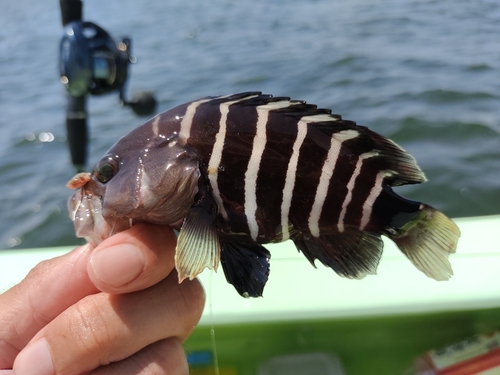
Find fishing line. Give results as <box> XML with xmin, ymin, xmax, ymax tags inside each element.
<box><xmin>208</xmin><ymin>269</ymin><xmax>220</xmax><ymax>375</ymax></box>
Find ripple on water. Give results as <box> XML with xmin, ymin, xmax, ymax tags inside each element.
<box><xmin>1</xmin><ymin>0</ymin><xmax>500</xmax><ymax>249</ymax></box>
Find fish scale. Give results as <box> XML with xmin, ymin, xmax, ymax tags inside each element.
<box><xmin>68</xmin><ymin>92</ymin><xmax>461</xmax><ymax>297</ymax></box>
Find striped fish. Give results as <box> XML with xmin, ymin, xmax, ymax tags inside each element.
<box><xmin>67</xmin><ymin>92</ymin><xmax>460</xmax><ymax>297</ymax></box>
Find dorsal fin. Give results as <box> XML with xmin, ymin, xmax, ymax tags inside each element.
<box><xmin>345</xmin><ymin>124</ymin><xmax>427</xmax><ymax>186</ymax></box>
<box><xmin>210</xmin><ymin>93</ymin><xmax>426</xmax><ymax>186</ymax></box>
<box><xmin>288</xmin><ymin>111</ymin><xmax>426</xmax><ymax>186</ymax></box>
<box><xmin>236</xmin><ymin>93</ymin><xmax>334</xmax><ymax>116</ymax></box>
<box><xmin>195</xmin><ymin>92</ymin><xmax>265</xmax><ymax>108</ymax></box>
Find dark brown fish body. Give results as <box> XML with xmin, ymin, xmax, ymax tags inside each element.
<box><xmin>68</xmin><ymin>92</ymin><xmax>460</xmax><ymax>297</ymax></box>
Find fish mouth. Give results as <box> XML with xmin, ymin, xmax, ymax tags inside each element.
<box><xmin>68</xmin><ymin>188</ymin><xmax>133</xmax><ymax>247</ymax></box>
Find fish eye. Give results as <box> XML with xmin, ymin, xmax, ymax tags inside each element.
<box><xmin>95</xmin><ymin>158</ymin><xmax>118</xmax><ymax>184</ymax></box>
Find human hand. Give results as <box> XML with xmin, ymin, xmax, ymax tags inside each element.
<box><xmin>0</xmin><ymin>224</ymin><xmax>205</xmax><ymax>375</ymax></box>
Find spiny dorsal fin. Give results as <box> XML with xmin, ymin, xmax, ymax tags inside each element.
<box><xmin>236</xmin><ymin>93</ymin><xmax>336</xmax><ymax>117</ymax></box>
<box><xmin>390</xmin><ymin>204</ymin><xmax>460</xmax><ymax>281</ymax></box>
<box><xmin>236</xmin><ymin>93</ymin><xmax>425</xmax><ymax>186</ymax></box>
<box><xmin>293</xmin><ymin>229</ymin><xmax>384</xmax><ymax>279</ymax></box>
<box><xmin>220</xmin><ymin>241</ymin><xmax>271</xmax><ymax>298</ymax></box>
<box><xmin>175</xmin><ymin>195</ymin><xmax>221</xmax><ymax>282</ymax></box>
<box><xmin>208</xmin><ymin>91</ymin><xmax>264</xmax><ymax>103</ymax></box>
<box><xmin>215</xmin><ymin>93</ymin><xmax>425</xmax><ymax>186</ymax></box>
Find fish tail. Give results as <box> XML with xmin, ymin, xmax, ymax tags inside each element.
<box><xmin>389</xmin><ymin>204</ymin><xmax>460</xmax><ymax>281</ymax></box>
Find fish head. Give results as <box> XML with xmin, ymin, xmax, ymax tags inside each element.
<box><xmin>68</xmin><ymin>126</ymin><xmax>201</xmax><ymax>246</ymax></box>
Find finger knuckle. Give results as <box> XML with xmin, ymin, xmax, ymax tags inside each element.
<box><xmin>68</xmin><ymin>297</ymin><xmax>117</xmax><ymax>362</ymax></box>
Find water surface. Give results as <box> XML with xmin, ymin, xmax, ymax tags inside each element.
<box><xmin>1</xmin><ymin>0</ymin><xmax>499</xmax><ymax>249</ymax></box>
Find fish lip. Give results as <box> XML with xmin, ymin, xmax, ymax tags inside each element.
<box><xmin>68</xmin><ymin>188</ymin><xmax>100</xmax><ymax>238</ymax></box>
<box><xmin>68</xmin><ymin>186</ymin><xmax>132</xmax><ymax>246</ymax></box>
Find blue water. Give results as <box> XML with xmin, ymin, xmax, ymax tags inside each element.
<box><xmin>1</xmin><ymin>0</ymin><xmax>499</xmax><ymax>250</ymax></box>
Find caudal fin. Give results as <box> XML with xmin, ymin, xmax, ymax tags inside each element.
<box><xmin>390</xmin><ymin>204</ymin><xmax>460</xmax><ymax>281</ymax></box>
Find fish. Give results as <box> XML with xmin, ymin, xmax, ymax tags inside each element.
<box><xmin>67</xmin><ymin>92</ymin><xmax>460</xmax><ymax>298</ymax></box>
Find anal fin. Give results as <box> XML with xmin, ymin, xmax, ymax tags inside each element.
<box><xmin>220</xmin><ymin>241</ymin><xmax>271</xmax><ymax>298</ymax></box>
<box><xmin>293</xmin><ymin>228</ymin><xmax>384</xmax><ymax>279</ymax></box>
<box><xmin>175</xmin><ymin>194</ymin><xmax>221</xmax><ymax>283</ymax></box>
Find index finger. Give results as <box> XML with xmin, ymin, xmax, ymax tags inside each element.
<box><xmin>14</xmin><ymin>271</ymin><xmax>205</xmax><ymax>375</ymax></box>
<box><xmin>0</xmin><ymin>244</ymin><xmax>96</xmax><ymax>367</ymax></box>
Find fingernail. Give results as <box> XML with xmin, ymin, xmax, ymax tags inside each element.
<box><xmin>91</xmin><ymin>243</ymin><xmax>145</xmax><ymax>287</ymax></box>
<box><xmin>14</xmin><ymin>338</ymin><xmax>54</xmax><ymax>375</ymax></box>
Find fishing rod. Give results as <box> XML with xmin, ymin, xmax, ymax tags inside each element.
<box><xmin>58</xmin><ymin>0</ymin><xmax>157</xmax><ymax>171</ymax></box>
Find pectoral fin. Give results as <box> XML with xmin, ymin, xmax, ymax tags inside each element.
<box><xmin>293</xmin><ymin>228</ymin><xmax>383</xmax><ymax>279</ymax></box>
<box><xmin>175</xmin><ymin>194</ymin><xmax>221</xmax><ymax>283</ymax></box>
<box><xmin>220</xmin><ymin>241</ymin><xmax>271</xmax><ymax>298</ymax></box>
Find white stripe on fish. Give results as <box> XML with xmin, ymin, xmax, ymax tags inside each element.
<box><xmin>208</xmin><ymin>95</ymin><xmax>259</xmax><ymax>220</ymax></box>
<box><xmin>151</xmin><ymin>115</ymin><xmax>160</xmax><ymax>136</ymax></box>
<box><xmin>280</xmin><ymin>117</ymin><xmax>308</xmax><ymax>241</ymax></box>
<box><xmin>360</xmin><ymin>170</ymin><xmax>393</xmax><ymax>231</ymax></box>
<box><xmin>245</xmin><ymin>100</ymin><xmax>299</xmax><ymax>241</ymax></box>
<box><xmin>308</xmin><ymin>129</ymin><xmax>359</xmax><ymax>237</ymax></box>
<box><xmin>179</xmin><ymin>98</ymin><xmax>213</xmax><ymax>143</ymax></box>
<box><xmin>337</xmin><ymin>150</ymin><xmax>379</xmax><ymax>232</ymax></box>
